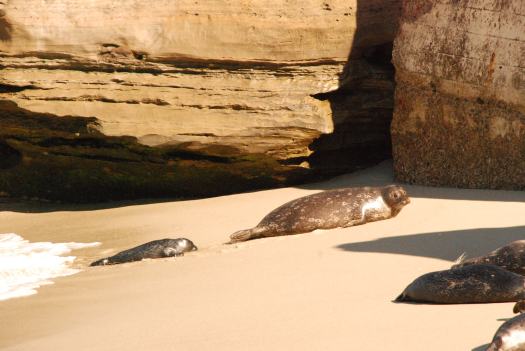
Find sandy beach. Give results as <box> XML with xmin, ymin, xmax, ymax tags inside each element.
<box><xmin>1</xmin><ymin>161</ymin><xmax>524</xmax><ymax>351</ymax></box>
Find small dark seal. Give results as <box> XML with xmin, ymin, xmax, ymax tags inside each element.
<box><xmin>229</xmin><ymin>185</ymin><xmax>410</xmax><ymax>243</ymax></box>
<box><xmin>453</xmin><ymin>240</ymin><xmax>525</xmax><ymax>276</ymax></box>
<box><xmin>486</xmin><ymin>312</ymin><xmax>525</xmax><ymax>351</ymax></box>
<box><xmin>90</xmin><ymin>238</ymin><xmax>197</xmax><ymax>266</ymax></box>
<box><xmin>395</xmin><ymin>264</ymin><xmax>525</xmax><ymax>304</ymax></box>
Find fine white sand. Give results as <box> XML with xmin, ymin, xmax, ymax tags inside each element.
<box><xmin>1</xmin><ymin>161</ymin><xmax>524</xmax><ymax>351</ymax></box>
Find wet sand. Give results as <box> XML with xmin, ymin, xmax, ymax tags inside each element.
<box><xmin>1</xmin><ymin>161</ymin><xmax>524</xmax><ymax>351</ymax></box>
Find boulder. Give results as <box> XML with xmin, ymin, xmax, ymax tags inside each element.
<box><xmin>392</xmin><ymin>0</ymin><xmax>525</xmax><ymax>189</ymax></box>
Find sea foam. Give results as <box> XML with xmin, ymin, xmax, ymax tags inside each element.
<box><xmin>0</xmin><ymin>233</ymin><xmax>100</xmax><ymax>301</ymax></box>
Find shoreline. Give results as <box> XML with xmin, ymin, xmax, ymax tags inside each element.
<box><xmin>1</xmin><ymin>161</ymin><xmax>524</xmax><ymax>350</ymax></box>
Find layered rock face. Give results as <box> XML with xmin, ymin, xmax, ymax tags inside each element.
<box><xmin>0</xmin><ymin>0</ymin><xmax>400</xmax><ymax>201</ymax></box>
<box><xmin>392</xmin><ymin>1</ymin><xmax>525</xmax><ymax>189</ymax></box>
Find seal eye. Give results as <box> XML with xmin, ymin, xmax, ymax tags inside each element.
<box><xmin>393</xmin><ymin>192</ymin><xmax>400</xmax><ymax>199</ymax></box>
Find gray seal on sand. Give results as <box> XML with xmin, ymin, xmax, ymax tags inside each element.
<box><xmin>395</xmin><ymin>264</ymin><xmax>525</xmax><ymax>304</ymax></box>
<box><xmin>90</xmin><ymin>238</ymin><xmax>197</xmax><ymax>266</ymax></box>
<box><xmin>229</xmin><ymin>185</ymin><xmax>410</xmax><ymax>243</ymax></box>
<box><xmin>453</xmin><ymin>240</ymin><xmax>525</xmax><ymax>276</ymax></box>
<box><xmin>486</xmin><ymin>312</ymin><xmax>525</xmax><ymax>351</ymax></box>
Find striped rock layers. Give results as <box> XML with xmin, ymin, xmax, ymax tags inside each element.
<box><xmin>0</xmin><ymin>0</ymin><xmax>400</xmax><ymax>201</ymax></box>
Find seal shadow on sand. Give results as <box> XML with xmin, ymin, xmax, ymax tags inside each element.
<box><xmin>472</xmin><ymin>345</ymin><xmax>489</xmax><ymax>351</ymax></box>
<box><xmin>336</xmin><ymin>225</ymin><xmax>525</xmax><ymax>262</ymax></box>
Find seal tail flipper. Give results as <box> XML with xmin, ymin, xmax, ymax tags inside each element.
<box><xmin>451</xmin><ymin>252</ymin><xmax>468</xmax><ymax>269</ymax></box>
<box><xmin>485</xmin><ymin>340</ymin><xmax>500</xmax><ymax>351</ymax></box>
<box><xmin>513</xmin><ymin>300</ymin><xmax>525</xmax><ymax>314</ymax></box>
<box><xmin>454</xmin><ymin>252</ymin><xmax>467</xmax><ymax>265</ymax></box>
<box><xmin>229</xmin><ymin>226</ymin><xmax>267</xmax><ymax>243</ymax></box>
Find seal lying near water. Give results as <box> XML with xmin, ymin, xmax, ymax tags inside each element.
<box><xmin>229</xmin><ymin>185</ymin><xmax>410</xmax><ymax>243</ymax></box>
<box><xmin>90</xmin><ymin>238</ymin><xmax>197</xmax><ymax>266</ymax></box>
<box><xmin>395</xmin><ymin>264</ymin><xmax>525</xmax><ymax>304</ymax></box>
<box><xmin>453</xmin><ymin>240</ymin><xmax>525</xmax><ymax>276</ymax></box>
<box><xmin>486</xmin><ymin>312</ymin><xmax>525</xmax><ymax>351</ymax></box>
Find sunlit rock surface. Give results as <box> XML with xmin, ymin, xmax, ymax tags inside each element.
<box><xmin>0</xmin><ymin>0</ymin><xmax>400</xmax><ymax>201</ymax></box>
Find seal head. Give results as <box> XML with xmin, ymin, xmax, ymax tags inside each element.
<box><xmin>381</xmin><ymin>185</ymin><xmax>410</xmax><ymax>216</ymax></box>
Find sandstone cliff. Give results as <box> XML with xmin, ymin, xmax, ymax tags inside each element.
<box><xmin>0</xmin><ymin>0</ymin><xmax>400</xmax><ymax>201</ymax></box>
<box><xmin>392</xmin><ymin>0</ymin><xmax>525</xmax><ymax>189</ymax></box>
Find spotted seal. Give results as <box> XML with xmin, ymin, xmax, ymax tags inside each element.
<box><xmin>486</xmin><ymin>312</ymin><xmax>525</xmax><ymax>351</ymax></box>
<box><xmin>229</xmin><ymin>185</ymin><xmax>410</xmax><ymax>243</ymax></box>
<box><xmin>395</xmin><ymin>264</ymin><xmax>525</xmax><ymax>304</ymax></box>
<box><xmin>453</xmin><ymin>240</ymin><xmax>525</xmax><ymax>276</ymax></box>
<box><xmin>90</xmin><ymin>238</ymin><xmax>197</xmax><ymax>266</ymax></box>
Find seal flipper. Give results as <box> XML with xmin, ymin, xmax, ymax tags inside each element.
<box><xmin>454</xmin><ymin>252</ymin><xmax>467</xmax><ymax>265</ymax></box>
<box><xmin>229</xmin><ymin>226</ymin><xmax>268</xmax><ymax>243</ymax></box>
<box><xmin>163</xmin><ymin>247</ymin><xmax>183</xmax><ymax>257</ymax></box>
<box><xmin>90</xmin><ymin>258</ymin><xmax>110</xmax><ymax>266</ymax></box>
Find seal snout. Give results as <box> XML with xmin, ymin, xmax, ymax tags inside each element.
<box><xmin>394</xmin><ymin>293</ymin><xmax>407</xmax><ymax>302</ymax></box>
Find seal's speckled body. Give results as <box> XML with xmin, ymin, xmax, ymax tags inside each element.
<box><xmin>90</xmin><ymin>238</ymin><xmax>197</xmax><ymax>266</ymax></box>
<box><xmin>229</xmin><ymin>185</ymin><xmax>410</xmax><ymax>243</ymax></box>
<box><xmin>486</xmin><ymin>312</ymin><xmax>525</xmax><ymax>351</ymax></box>
<box><xmin>395</xmin><ymin>264</ymin><xmax>525</xmax><ymax>304</ymax></box>
<box><xmin>453</xmin><ymin>240</ymin><xmax>525</xmax><ymax>276</ymax></box>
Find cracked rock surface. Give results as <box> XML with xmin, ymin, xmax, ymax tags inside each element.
<box><xmin>392</xmin><ymin>0</ymin><xmax>525</xmax><ymax>190</ymax></box>
<box><xmin>0</xmin><ymin>0</ymin><xmax>400</xmax><ymax>201</ymax></box>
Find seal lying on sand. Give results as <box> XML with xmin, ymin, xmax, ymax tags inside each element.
<box><xmin>229</xmin><ymin>185</ymin><xmax>410</xmax><ymax>243</ymax></box>
<box><xmin>395</xmin><ymin>264</ymin><xmax>525</xmax><ymax>304</ymax></box>
<box><xmin>90</xmin><ymin>238</ymin><xmax>197</xmax><ymax>266</ymax></box>
<box><xmin>453</xmin><ymin>240</ymin><xmax>525</xmax><ymax>276</ymax></box>
<box><xmin>486</xmin><ymin>312</ymin><xmax>525</xmax><ymax>351</ymax></box>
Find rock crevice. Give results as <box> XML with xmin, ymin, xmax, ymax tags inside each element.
<box><xmin>0</xmin><ymin>0</ymin><xmax>401</xmax><ymax>201</ymax></box>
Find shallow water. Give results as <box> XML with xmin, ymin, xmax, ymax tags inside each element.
<box><xmin>0</xmin><ymin>233</ymin><xmax>99</xmax><ymax>301</ymax></box>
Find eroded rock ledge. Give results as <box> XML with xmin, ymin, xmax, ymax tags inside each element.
<box><xmin>392</xmin><ymin>0</ymin><xmax>525</xmax><ymax>189</ymax></box>
<box><xmin>0</xmin><ymin>100</ymin><xmax>312</xmax><ymax>202</ymax></box>
<box><xmin>0</xmin><ymin>0</ymin><xmax>400</xmax><ymax>201</ymax></box>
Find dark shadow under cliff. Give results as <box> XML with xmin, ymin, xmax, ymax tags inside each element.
<box><xmin>0</xmin><ymin>100</ymin><xmax>312</xmax><ymax>203</ymax></box>
<box><xmin>0</xmin><ymin>1</ymin><xmax>404</xmax><ymax>204</ymax></box>
<box><xmin>306</xmin><ymin>0</ymin><xmax>402</xmax><ymax>176</ymax></box>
